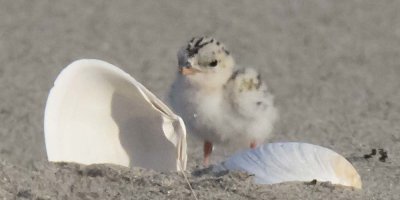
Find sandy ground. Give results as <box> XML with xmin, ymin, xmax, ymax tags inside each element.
<box><xmin>0</xmin><ymin>0</ymin><xmax>399</xmax><ymax>199</ymax></box>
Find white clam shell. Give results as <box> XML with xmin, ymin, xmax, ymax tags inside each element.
<box><xmin>219</xmin><ymin>142</ymin><xmax>362</xmax><ymax>189</ymax></box>
<box><xmin>44</xmin><ymin>59</ymin><xmax>187</xmax><ymax>171</ymax></box>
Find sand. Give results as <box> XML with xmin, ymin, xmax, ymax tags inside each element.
<box><xmin>0</xmin><ymin>0</ymin><xmax>399</xmax><ymax>199</ymax></box>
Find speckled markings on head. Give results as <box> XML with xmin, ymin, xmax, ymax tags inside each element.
<box><xmin>186</xmin><ymin>36</ymin><xmax>219</xmax><ymax>58</ymax></box>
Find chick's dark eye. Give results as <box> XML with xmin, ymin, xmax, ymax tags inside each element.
<box><xmin>209</xmin><ymin>60</ymin><xmax>218</xmax><ymax>67</ymax></box>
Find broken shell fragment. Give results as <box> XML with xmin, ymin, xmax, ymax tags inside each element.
<box><xmin>218</xmin><ymin>142</ymin><xmax>362</xmax><ymax>189</ymax></box>
<box><xmin>44</xmin><ymin>59</ymin><xmax>187</xmax><ymax>171</ymax></box>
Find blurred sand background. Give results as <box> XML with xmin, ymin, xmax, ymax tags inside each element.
<box><xmin>0</xmin><ymin>0</ymin><xmax>399</xmax><ymax>199</ymax></box>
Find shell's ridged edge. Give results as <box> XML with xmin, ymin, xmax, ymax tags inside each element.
<box><xmin>333</xmin><ymin>155</ymin><xmax>362</xmax><ymax>189</ymax></box>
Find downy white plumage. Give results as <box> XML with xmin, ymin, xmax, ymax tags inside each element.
<box><xmin>169</xmin><ymin>36</ymin><xmax>278</xmax><ymax>165</ymax></box>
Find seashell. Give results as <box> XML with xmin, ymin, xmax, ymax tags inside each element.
<box><xmin>217</xmin><ymin>142</ymin><xmax>362</xmax><ymax>188</ymax></box>
<box><xmin>44</xmin><ymin>59</ymin><xmax>187</xmax><ymax>171</ymax></box>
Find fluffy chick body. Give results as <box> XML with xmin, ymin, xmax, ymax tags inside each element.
<box><xmin>169</xmin><ymin>37</ymin><xmax>278</xmax><ymax>164</ymax></box>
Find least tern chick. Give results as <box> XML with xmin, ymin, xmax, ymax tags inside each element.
<box><xmin>169</xmin><ymin>36</ymin><xmax>278</xmax><ymax>166</ymax></box>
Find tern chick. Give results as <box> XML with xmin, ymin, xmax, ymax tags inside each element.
<box><xmin>169</xmin><ymin>36</ymin><xmax>278</xmax><ymax>165</ymax></box>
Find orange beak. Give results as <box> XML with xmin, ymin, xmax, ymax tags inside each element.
<box><xmin>179</xmin><ymin>67</ymin><xmax>201</xmax><ymax>75</ymax></box>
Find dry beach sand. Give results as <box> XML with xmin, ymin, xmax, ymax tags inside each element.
<box><xmin>0</xmin><ymin>0</ymin><xmax>400</xmax><ymax>199</ymax></box>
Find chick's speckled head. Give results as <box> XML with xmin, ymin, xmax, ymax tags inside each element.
<box><xmin>177</xmin><ymin>36</ymin><xmax>235</xmax><ymax>87</ymax></box>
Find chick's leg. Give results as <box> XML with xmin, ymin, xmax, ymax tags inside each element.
<box><xmin>250</xmin><ymin>141</ymin><xmax>257</xmax><ymax>149</ymax></box>
<box><xmin>203</xmin><ymin>141</ymin><xmax>213</xmax><ymax>166</ymax></box>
